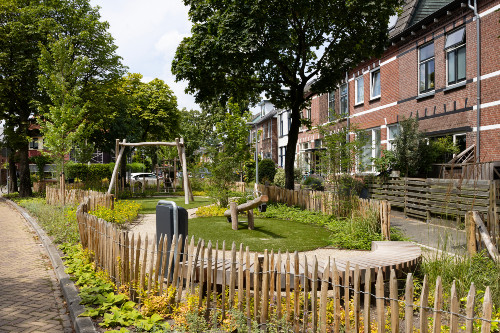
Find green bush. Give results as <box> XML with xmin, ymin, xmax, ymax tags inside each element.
<box><xmin>302</xmin><ymin>175</ymin><xmax>324</xmax><ymax>191</ymax></box>
<box><xmin>127</xmin><ymin>162</ymin><xmax>147</xmax><ymax>173</ymax></box>
<box><xmin>273</xmin><ymin>168</ymin><xmax>302</xmax><ymax>187</ymax></box>
<box><xmin>66</xmin><ymin>162</ymin><xmax>113</xmax><ymax>183</ymax></box>
<box><xmin>258</xmin><ymin>159</ymin><xmax>276</xmax><ymax>183</ymax></box>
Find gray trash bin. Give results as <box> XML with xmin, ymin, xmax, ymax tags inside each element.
<box><xmin>156</xmin><ymin>200</ymin><xmax>188</xmax><ymax>278</ymax></box>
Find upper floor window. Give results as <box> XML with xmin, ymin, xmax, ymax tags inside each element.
<box><xmin>268</xmin><ymin>121</ymin><xmax>271</xmax><ymax>138</ymax></box>
<box><xmin>370</xmin><ymin>68</ymin><xmax>381</xmax><ymax>99</ymax></box>
<box><xmin>29</xmin><ymin>139</ymin><xmax>39</xmax><ymax>150</ymax></box>
<box><xmin>355</xmin><ymin>76</ymin><xmax>364</xmax><ymax>105</ymax></box>
<box><xmin>340</xmin><ymin>83</ymin><xmax>348</xmax><ymax>116</ymax></box>
<box><xmin>445</xmin><ymin>27</ymin><xmax>466</xmax><ymax>86</ymax></box>
<box><xmin>306</xmin><ymin>105</ymin><xmax>311</xmax><ymax>120</ymax></box>
<box><xmin>328</xmin><ymin>91</ymin><xmax>335</xmax><ymax>121</ymax></box>
<box><xmin>419</xmin><ymin>43</ymin><xmax>435</xmax><ymax>93</ymax></box>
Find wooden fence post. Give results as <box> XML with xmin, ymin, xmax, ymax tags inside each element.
<box><xmin>230</xmin><ymin>202</ymin><xmax>238</xmax><ymax>230</ymax></box>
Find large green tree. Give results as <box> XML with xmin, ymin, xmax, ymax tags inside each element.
<box><xmin>173</xmin><ymin>0</ymin><xmax>402</xmax><ymax>189</ymax></box>
<box><xmin>0</xmin><ymin>0</ymin><xmax>124</xmax><ymax>196</ymax></box>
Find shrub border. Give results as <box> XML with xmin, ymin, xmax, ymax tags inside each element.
<box><xmin>3</xmin><ymin>198</ymin><xmax>98</xmax><ymax>333</ymax></box>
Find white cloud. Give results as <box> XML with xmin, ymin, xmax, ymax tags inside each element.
<box><xmin>90</xmin><ymin>0</ymin><xmax>198</xmax><ymax>110</ymax></box>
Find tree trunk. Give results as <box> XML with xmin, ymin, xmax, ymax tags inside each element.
<box><xmin>285</xmin><ymin>104</ymin><xmax>302</xmax><ymax>190</ymax></box>
<box><xmin>8</xmin><ymin>153</ymin><xmax>18</xmax><ymax>193</ymax></box>
<box><xmin>18</xmin><ymin>144</ymin><xmax>32</xmax><ymax>197</ymax></box>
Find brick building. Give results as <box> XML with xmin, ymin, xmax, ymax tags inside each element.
<box><xmin>249</xmin><ymin>100</ymin><xmax>279</xmax><ymax>163</ymax></box>
<box><xmin>291</xmin><ymin>0</ymin><xmax>500</xmax><ymax>177</ymax></box>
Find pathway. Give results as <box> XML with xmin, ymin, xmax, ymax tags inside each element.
<box><xmin>0</xmin><ymin>201</ymin><xmax>74</xmax><ymax>333</ymax></box>
<box><xmin>390</xmin><ymin>210</ymin><xmax>467</xmax><ymax>256</ymax></box>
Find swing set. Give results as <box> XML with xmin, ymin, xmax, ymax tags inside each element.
<box><xmin>107</xmin><ymin>138</ymin><xmax>193</xmax><ymax>204</ymax></box>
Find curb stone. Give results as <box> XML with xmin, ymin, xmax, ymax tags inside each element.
<box><xmin>4</xmin><ymin>198</ymin><xmax>98</xmax><ymax>333</ymax></box>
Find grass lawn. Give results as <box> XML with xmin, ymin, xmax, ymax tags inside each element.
<box><xmin>187</xmin><ymin>216</ymin><xmax>331</xmax><ymax>252</ymax></box>
<box><xmin>125</xmin><ymin>196</ymin><xmax>213</xmax><ymax>214</ymax></box>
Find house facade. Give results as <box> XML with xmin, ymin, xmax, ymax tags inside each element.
<box><xmin>290</xmin><ymin>0</ymin><xmax>500</xmax><ymax>177</ymax></box>
<box><xmin>249</xmin><ymin>100</ymin><xmax>279</xmax><ymax>163</ymax></box>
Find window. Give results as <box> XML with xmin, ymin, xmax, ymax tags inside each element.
<box><xmin>355</xmin><ymin>76</ymin><xmax>364</xmax><ymax>104</ymax></box>
<box><xmin>267</xmin><ymin>121</ymin><xmax>271</xmax><ymax>138</ymax></box>
<box><xmin>287</xmin><ymin>112</ymin><xmax>291</xmax><ymax>131</ymax></box>
<box><xmin>29</xmin><ymin>138</ymin><xmax>39</xmax><ymax>150</ymax></box>
<box><xmin>328</xmin><ymin>91</ymin><xmax>335</xmax><ymax>121</ymax></box>
<box><xmin>387</xmin><ymin>124</ymin><xmax>400</xmax><ymax>151</ymax></box>
<box><xmin>446</xmin><ymin>27</ymin><xmax>466</xmax><ymax>85</ymax></box>
<box><xmin>359</xmin><ymin>128</ymin><xmax>381</xmax><ymax>172</ymax></box>
<box><xmin>279</xmin><ymin>114</ymin><xmax>283</xmax><ymax>136</ymax></box>
<box><xmin>279</xmin><ymin>147</ymin><xmax>286</xmax><ymax>167</ymax></box>
<box><xmin>370</xmin><ymin>69</ymin><xmax>381</xmax><ymax>99</ymax></box>
<box><xmin>419</xmin><ymin>43</ymin><xmax>435</xmax><ymax>93</ymax></box>
<box><xmin>340</xmin><ymin>84</ymin><xmax>348</xmax><ymax>116</ymax></box>
<box><xmin>306</xmin><ymin>105</ymin><xmax>311</xmax><ymax>120</ymax></box>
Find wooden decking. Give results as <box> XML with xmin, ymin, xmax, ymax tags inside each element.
<box><xmin>191</xmin><ymin>241</ymin><xmax>421</xmax><ymax>288</ymax></box>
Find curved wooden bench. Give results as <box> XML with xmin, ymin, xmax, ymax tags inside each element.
<box><xmin>191</xmin><ymin>241</ymin><xmax>421</xmax><ymax>288</ymax></box>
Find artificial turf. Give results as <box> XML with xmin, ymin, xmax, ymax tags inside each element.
<box><xmin>186</xmin><ymin>216</ymin><xmax>331</xmax><ymax>252</ymax></box>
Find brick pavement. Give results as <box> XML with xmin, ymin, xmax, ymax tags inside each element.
<box><xmin>0</xmin><ymin>202</ymin><xmax>74</xmax><ymax>333</ymax></box>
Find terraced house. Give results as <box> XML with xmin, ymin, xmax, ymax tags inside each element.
<box><xmin>291</xmin><ymin>0</ymin><xmax>500</xmax><ymax>179</ymax></box>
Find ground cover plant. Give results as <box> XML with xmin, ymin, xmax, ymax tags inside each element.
<box><xmin>89</xmin><ymin>200</ymin><xmax>141</xmax><ymax>225</ymax></box>
<box><xmin>188</xmin><ymin>216</ymin><xmax>331</xmax><ymax>252</ymax></box>
<box><xmin>17</xmin><ymin>198</ymin><xmax>79</xmax><ymax>244</ymax></box>
<box><xmin>125</xmin><ymin>196</ymin><xmax>213</xmax><ymax>214</ymax></box>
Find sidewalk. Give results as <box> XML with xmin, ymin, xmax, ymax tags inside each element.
<box><xmin>0</xmin><ymin>201</ymin><xmax>74</xmax><ymax>333</ymax></box>
<box><xmin>390</xmin><ymin>210</ymin><xmax>467</xmax><ymax>256</ymax></box>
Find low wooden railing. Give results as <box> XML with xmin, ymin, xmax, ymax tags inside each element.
<box><xmin>46</xmin><ymin>187</ymin><xmax>114</xmax><ymax>210</ymax></box>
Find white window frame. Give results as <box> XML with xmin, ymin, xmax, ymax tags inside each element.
<box><xmin>370</xmin><ymin>68</ymin><xmax>381</xmax><ymax>100</ymax></box>
<box><xmin>358</xmin><ymin>128</ymin><xmax>381</xmax><ymax>173</ymax></box>
<box><xmin>355</xmin><ymin>76</ymin><xmax>364</xmax><ymax>105</ymax></box>
<box><xmin>445</xmin><ymin>27</ymin><xmax>466</xmax><ymax>87</ymax></box>
<box><xmin>387</xmin><ymin>124</ymin><xmax>400</xmax><ymax>151</ymax></box>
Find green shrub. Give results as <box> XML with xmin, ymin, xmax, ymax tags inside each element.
<box><xmin>66</xmin><ymin>162</ymin><xmax>113</xmax><ymax>183</ymax></box>
<box><xmin>258</xmin><ymin>159</ymin><xmax>276</xmax><ymax>183</ymax></box>
<box><xmin>302</xmin><ymin>175</ymin><xmax>324</xmax><ymax>191</ymax></box>
<box><xmin>127</xmin><ymin>162</ymin><xmax>147</xmax><ymax>173</ymax></box>
<box><xmin>273</xmin><ymin>168</ymin><xmax>286</xmax><ymax>187</ymax></box>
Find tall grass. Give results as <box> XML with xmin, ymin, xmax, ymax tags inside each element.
<box><xmin>18</xmin><ymin>198</ymin><xmax>79</xmax><ymax>244</ymax></box>
<box><xmin>419</xmin><ymin>250</ymin><xmax>500</xmax><ymax>309</ymax></box>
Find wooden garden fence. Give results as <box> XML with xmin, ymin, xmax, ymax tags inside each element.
<box><xmin>46</xmin><ymin>187</ymin><xmax>114</xmax><ymax>210</ymax></box>
<box><xmin>76</xmin><ymin>198</ymin><xmax>496</xmax><ymax>332</ymax></box>
<box><xmin>368</xmin><ymin>178</ymin><xmax>500</xmax><ymax>250</ymax></box>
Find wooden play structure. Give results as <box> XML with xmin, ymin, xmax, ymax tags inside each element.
<box><xmin>224</xmin><ymin>195</ymin><xmax>268</xmax><ymax>230</ymax></box>
<box><xmin>107</xmin><ymin>138</ymin><xmax>193</xmax><ymax>204</ymax></box>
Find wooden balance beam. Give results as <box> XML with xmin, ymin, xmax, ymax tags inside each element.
<box><xmin>224</xmin><ymin>195</ymin><xmax>268</xmax><ymax>230</ymax></box>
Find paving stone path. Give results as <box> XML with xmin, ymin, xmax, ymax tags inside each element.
<box><xmin>0</xmin><ymin>201</ymin><xmax>74</xmax><ymax>333</ymax></box>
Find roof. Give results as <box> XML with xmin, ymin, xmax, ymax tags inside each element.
<box><xmin>249</xmin><ymin>108</ymin><xmax>277</xmax><ymax>126</ymax></box>
<box><xmin>389</xmin><ymin>0</ymin><xmax>459</xmax><ymax>40</ymax></box>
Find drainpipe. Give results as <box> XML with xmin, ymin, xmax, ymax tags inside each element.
<box><xmin>468</xmin><ymin>0</ymin><xmax>481</xmax><ymax>163</ymax></box>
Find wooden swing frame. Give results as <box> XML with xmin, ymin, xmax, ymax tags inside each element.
<box><xmin>107</xmin><ymin>138</ymin><xmax>192</xmax><ymax>204</ymax></box>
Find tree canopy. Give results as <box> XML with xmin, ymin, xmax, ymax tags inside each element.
<box><xmin>173</xmin><ymin>0</ymin><xmax>402</xmax><ymax>189</ymax></box>
<box><xmin>0</xmin><ymin>0</ymin><xmax>124</xmax><ymax>196</ymax></box>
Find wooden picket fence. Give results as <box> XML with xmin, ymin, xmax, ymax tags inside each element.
<box><xmin>75</xmin><ymin>198</ymin><xmax>496</xmax><ymax>332</ymax></box>
<box><xmin>46</xmin><ymin>186</ymin><xmax>114</xmax><ymax>210</ymax></box>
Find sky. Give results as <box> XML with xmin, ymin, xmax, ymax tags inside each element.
<box><xmin>89</xmin><ymin>0</ymin><xmax>198</xmax><ymax>111</ymax></box>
